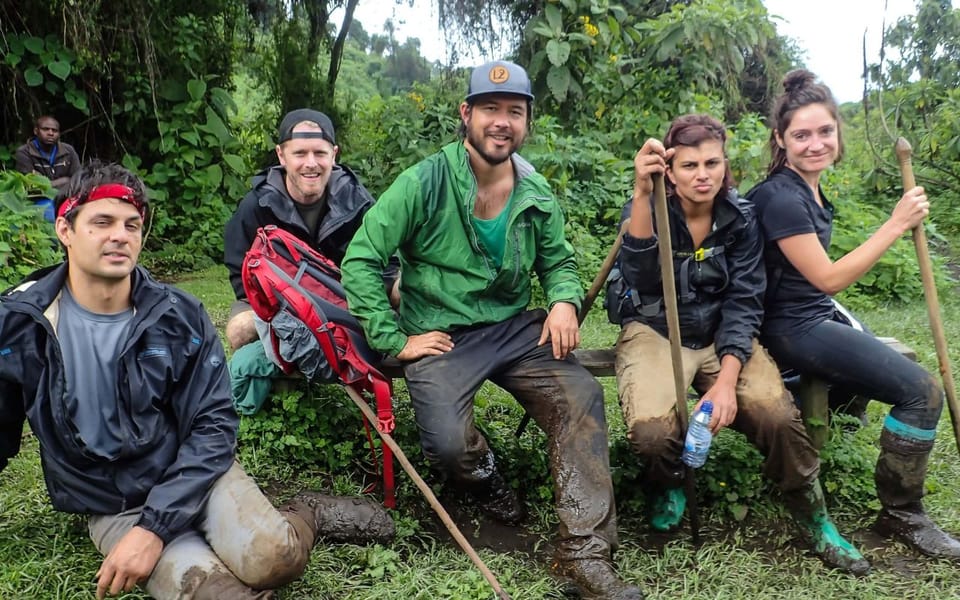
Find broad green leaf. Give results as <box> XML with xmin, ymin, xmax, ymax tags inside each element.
<box><xmin>200</xmin><ymin>107</ymin><xmax>232</xmax><ymax>144</ymax></box>
<box><xmin>544</xmin><ymin>4</ymin><xmax>562</xmax><ymax>33</ymax></box>
<box><xmin>204</xmin><ymin>164</ymin><xmax>223</xmax><ymax>188</ymax></box>
<box><xmin>546</xmin><ymin>65</ymin><xmax>571</xmax><ymax>102</ymax></box>
<box><xmin>23</xmin><ymin>36</ymin><xmax>44</xmax><ymax>54</ymax></box>
<box><xmin>24</xmin><ymin>68</ymin><xmax>43</xmax><ymax>86</ymax></box>
<box><xmin>5</xmin><ymin>52</ymin><xmax>21</xmax><ymax>68</ymax></box>
<box><xmin>158</xmin><ymin>79</ymin><xmax>187</xmax><ymax>102</ymax></box>
<box><xmin>546</xmin><ymin>40</ymin><xmax>571</xmax><ymax>67</ymax></box>
<box><xmin>186</xmin><ymin>79</ymin><xmax>207</xmax><ymax>102</ymax></box>
<box><xmin>47</xmin><ymin>60</ymin><xmax>71</xmax><ymax>80</ymax></box>
<box><xmin>223</xmin><ymin>154</ymin><xmax>245</xmax><ymax>174</ymax></box>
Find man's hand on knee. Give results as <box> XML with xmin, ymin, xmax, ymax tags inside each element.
<box><xmin>95</xmin><ymin>526</ymin><xmax>164</xmax><ymax>599</ymax></box>
<box><xmin>396</xmin><ymin>331</ymin><xmax>454</xmax><ymax>361</ymax></box>
<box><xmin>539</xmin><ymin>302</ymin><xmax>580</xmax><ymax>359</ymax></box>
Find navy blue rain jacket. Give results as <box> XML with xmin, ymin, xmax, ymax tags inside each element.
<box><xmin>0</xmin><ymin>264</ymin><xmax>238</xmax><ymax>544</ymax></box>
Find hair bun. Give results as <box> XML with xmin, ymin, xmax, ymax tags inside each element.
<box><xmin>782</xmin><ymin>69</ymin><xmax>816</xmax><ymax>95</ymax></box>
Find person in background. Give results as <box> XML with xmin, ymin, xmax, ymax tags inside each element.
<box><xmin>14</xmin><ymin>114</ymin><xmax>81</xmax><ymax>221</ymax></box>
<box><xmin>612</xmin><ymin>113</ymin><xmax>867</xmax><ymax>575</ymax></box>
<box><xmin>750</xmin><ymin>68</ymin><xmax>960</xmax><ymax>564</ymax></box>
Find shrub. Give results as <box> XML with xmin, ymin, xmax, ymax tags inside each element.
<box><xmin>0</xmin><ymin>171</ymin><xmax>60</xmax><ymax>289</ymax></box>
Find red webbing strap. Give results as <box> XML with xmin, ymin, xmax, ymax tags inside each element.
<box><xmin>370</xmin><ymin>376</ymin><xmax>396</xmax><ymax>508</ymax></box>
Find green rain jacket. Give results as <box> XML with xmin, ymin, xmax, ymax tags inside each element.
<box><xmin>341</xmin><ymin>142</ymin><xmax>583</xmax><ymax>356</ymax></box>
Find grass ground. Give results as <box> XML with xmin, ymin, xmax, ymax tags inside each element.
<box><xmin>3</xmin><ymin>264</ymin><xmax>960</xmax><ymax>599</ymax></box>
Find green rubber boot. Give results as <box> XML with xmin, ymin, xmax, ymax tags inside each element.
<box><xmin>783</xmin><ymin>479</ymin><xmax>871</xmax><ymax>576</ymax></box>
<box><xmin>649</xmin><ymin>487</ymin><xmax>686</xmax><ymax>532</ymax></box>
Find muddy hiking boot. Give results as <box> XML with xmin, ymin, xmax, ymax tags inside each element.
<box><xmin>783</xmin><ymin>479</ymin><xmax>871</xmax><ymax>576</ymax></box>
<box><xmin>874</xmin><ymin>428</ymin><xmax>960</xmax><ymax>559</ymax></box>
<box><xmin>553</xmin><ymin>558</ymin><xmax>644</xmax><ymax>599</ymax></box>
<box><xmin>648</xmin><ymin>487</ymin><xmax>686</xmax><ymax>532</ymax></box>
<box><xmin>283</xmin><ymin>492</ymin><xmax>396</xmax><ymax>545</ymax></box>
<box><xmin>462</xmin><ymin>469</ymin><xmax>526</xmax><ymax>526</ymax></box>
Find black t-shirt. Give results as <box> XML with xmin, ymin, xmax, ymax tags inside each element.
<box><xmin>750</xmin><ymin>167</ymin><xmax>836</xmax><ymax>336</ymax></box>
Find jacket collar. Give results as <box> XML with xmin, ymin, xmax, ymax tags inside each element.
<box><xmin>5</xmin><ymin>263</ymin><xmax>167</xmax><ymax>317</ymax></box>
<box><xmin>254</xmin><ymin>164</ymin><xmax>372</xmax><ymax>228</ymax></box>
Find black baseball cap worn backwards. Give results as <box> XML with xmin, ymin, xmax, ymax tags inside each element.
<box><xmin>466</xmin><ymin>60</ymin><xmax>535</xmax><ymax>103</ymax></box>
<box><xmin>277</xmin><ymin>109</ymin><xmax>337</xmax><ymax>145</ymax></box>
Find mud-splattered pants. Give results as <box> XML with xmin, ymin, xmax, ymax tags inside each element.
<box><xmin>88</xmin><ymin>462</ymin><xmax>310</xmax><ymax>599</ymax></box>
<box><xmin>403</xmin><ymin>309</ymin><xmax>619</xmax><ymax>562</ymax></box>
<box><xmin>615</xmin><ymin>321</ymin><xmax>819</xmax><ymax>492</ymax></box>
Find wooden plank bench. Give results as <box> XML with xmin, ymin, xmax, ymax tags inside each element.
<box><xmin>379</xmin><ymin>336</ymin><xmax>915</xmax><ymax>449</ymax></box>
<box><xmin>290</xmin><ymin>338</ymin><xmax>915</xmax><ymax>450</ymax></box>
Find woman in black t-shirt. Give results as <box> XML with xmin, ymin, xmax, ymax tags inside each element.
<box><xmin>751</xmin><ymin>69</ymin><xmax>960</xmax><ymax>562</ymax></box>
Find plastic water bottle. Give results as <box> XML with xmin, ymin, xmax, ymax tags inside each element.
<box><xmin>681</xmin><ymin>400</ymin><xmax>714</xmax><ymax>468</ymax></box>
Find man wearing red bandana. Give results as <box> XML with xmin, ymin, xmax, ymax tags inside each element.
<box><xmin>0</xmin><ymin>161</ymin><xmax>394</xmax><ymax>599</ymax></box>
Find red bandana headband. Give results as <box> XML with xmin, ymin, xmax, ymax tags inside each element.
<box><xmin>57</xmin><ymin>183</ymin><xmax>146</xmax><ymax>220</ymax></box>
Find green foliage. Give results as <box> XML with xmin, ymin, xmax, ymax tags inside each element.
<box><xmin>2</xmin><ymin>33</ymin><xmax>89</xmax><ymax>114</ymax></box>
<box><xmin>347</xmin><ymin>80</ymin><xmax>462</xmax><ymax>196</ymax></box>
<box><xmin>124</xmin><ymin>71</ymin><xmax>246</xmax><ymax>268</ymax></box>
<box><xmin>0</xmin><ymin>171</ymin><xmax>60</xmax><ymax>289</ymax></box>
<box><xmin>237</xmin><ymin>385</ymin><xmax>371</xmax><ymax>471</ymax></box>
<box><xmin>818</xmin><ymin>415</ymin><xmax>881</xmax><ymax>511</ymax></box>
<box><xmin>520</xmin><ymin>0</ymin><xmax>787</xmax><ymax>127</ymax></box>
<box><xmin>696</xmin><ymin>429</ymin><xmax>769</xmax><ymax>522</ymax></box>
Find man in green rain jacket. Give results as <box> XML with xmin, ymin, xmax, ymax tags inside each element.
<box><xmin>341</xmin><ymin>60</ymin><xmax>642</xmax><ymax>600</ymax></box>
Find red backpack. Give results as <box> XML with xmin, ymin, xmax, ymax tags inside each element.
<box><xmin>241</xmin><ymin>225</ymin><xmax>396</xmax><ymax>508</ymax></box>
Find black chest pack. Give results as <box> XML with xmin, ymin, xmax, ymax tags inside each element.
<box><xmin>604</xmin><ymin>244</ymin><xmax>728</xmax><ymax>325</ymax></box>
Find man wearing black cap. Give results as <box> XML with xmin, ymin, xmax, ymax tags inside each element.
<box><xmin>341</xmin><ymin>60</ymin><xmax>643</xmax><ymax>599</ymax></box>
<box><xmin>223</xmin><ymin>108</ymin><xmax>397</xmax><ymax>351</ymax></box>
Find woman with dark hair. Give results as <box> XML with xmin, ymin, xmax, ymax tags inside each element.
<box><xmin>611</xmin><ymin>114</ymin><xmax>867</xmax><ymax>574</ymax></box>
<box><xmin>750</xmin><ymin>69</ymin><xmax>960</xmax><ymax>561</ymax></box>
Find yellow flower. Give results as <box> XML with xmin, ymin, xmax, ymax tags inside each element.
<box><xmin>609</xmin><ymin>54</ymin><xmax>618</xmax><ymax>63</ymax></box>
<box><xmin>719</xmin><ymin>481</ymin><xmax>727</xmax><ymax>487</ymax></box>
<box><xmin>579</xmin><ymin>15</ymin><xmax>590</xmax><ymax>25</ymax></box>
<box><xmin>406</xmin><ymin>91</ymin><xmax>425</xmax><ymax>111</ymax></box>
<box><xmin>584</xmin><ymin>23</ymin><xmax>599</xmax><ymax>37</ymax></box>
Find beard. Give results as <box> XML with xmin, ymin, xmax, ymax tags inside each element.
<box><xmin>465</xmin><ymin>128</ymin><xmax>524</xmax><ymax>167</ymax></box>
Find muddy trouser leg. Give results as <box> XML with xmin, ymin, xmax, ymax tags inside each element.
<box><xmin>89</xmin><ymin>462</ymin><xmax>311</xmax><ymax>599</ymax></box>
<box><xmin>764</xmin><ymin>321</ymin><xmax>960</xmax><ymax>557</ymax></box>
<box><xmin>614</xmin><ymin>321</ymin><xmax>713</xmax><ymax>491</ymax></box>
<box><xmin>695</xmin><ymin>338</ymin><xmax>870</xmax><ymax>574</ymax></box>
<box><xmin>478</xmin><ymin>311</ymin><xmax>616</xmax><ymax>562</ymax></box>
<box><xmin>402</xmin><ymin>324</ymin><xmax>501</xmax><ymax>488</ymax></box>
<box><xmin>695</xmin><ymin>340</ymin><xmax>820</xmax><ymax>493</ymax></box>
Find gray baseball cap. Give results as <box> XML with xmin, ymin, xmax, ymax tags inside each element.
<box><xmin>466</xmin><ymin>60</ymin><xmax>534</xmax><ymax>103</ymax></box>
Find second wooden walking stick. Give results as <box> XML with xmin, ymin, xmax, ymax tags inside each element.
<box><xmin>651</xmin><ymin>172</ymin><xmax>700</xmax><ymax>544</ymax></box>
<box><xmin>894</xmin><ymin>137</ymin><xmax>960</xmax><ymax>454</ymax></box>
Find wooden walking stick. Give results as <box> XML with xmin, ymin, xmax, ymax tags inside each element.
<box><xmin>651</xmin><ymin>172</ymin><xmax>700</xmax><ymax>545</ymax></box>
<box><xmin>342</xmin><ymin>386</ymin><xmax>513</xmax><ymax>600</ymax></box>
<box><xmin>894</xmin><ymin>137</ymin><xmax>960</xmax><ymax>453</ymax></box>
<box><xmin>578</xmin><ymin>218</ymin><xmax>632</xmax><ymax>323</ymax></box>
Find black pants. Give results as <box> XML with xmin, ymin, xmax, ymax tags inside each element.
<box><xmin>762</xmin><ymin>316</ymin><xmax>942</xmax><ymax>431</ymax></box>
<box><xmin>402</xmin><ymin>309</ymin><xmax>618</xmax><ymax>561</ymax></box>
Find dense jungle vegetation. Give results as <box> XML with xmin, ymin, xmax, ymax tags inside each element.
<box><xmin>3</xmin><ymin>1</ymin><xmax>960</xmax><ymax>598</ymax></box>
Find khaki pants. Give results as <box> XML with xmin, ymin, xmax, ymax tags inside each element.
<box><xmin>615</xmin><ymin>321</ymin><xmax>818</xmax><ymax>492</ymax></box>
<box><xmin>88</xmin><ymin>462</ymin><xmax>310</xmax><ymax>599</ymax></box>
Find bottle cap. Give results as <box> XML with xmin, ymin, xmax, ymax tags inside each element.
<box><xmin>700</xmin><ymin>400</ymin><xmax>713</xmax><ymax>414</ymax></box>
